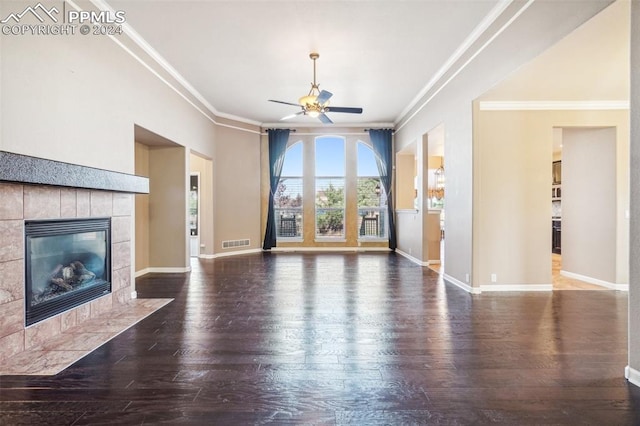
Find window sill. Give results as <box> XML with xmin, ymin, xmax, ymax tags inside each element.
<box><xmin>314</xmin><ymin>237</ymin><xmax>347</xmax><ymax>243</ymax></box>
<box><xmin>396</xmin><ymin>209</ymin><xmax>419</xmax><ymax>214</ymax></box>
<box><xmin>358</xmin><ymin>238</ymin><xmax>387</xmax><ymax>243</ymax></box>
<box><xmin>277</xmin><ymin>238</ymin><xmax>304</xmax><ymax>243</ymax></box>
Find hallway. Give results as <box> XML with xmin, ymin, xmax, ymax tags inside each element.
<box><xmin>1</xmin><ymin>252</ymin><xmax>638</xmax><ymax>424</ymax></box>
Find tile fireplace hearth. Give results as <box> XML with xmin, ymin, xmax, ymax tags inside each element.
<box><xmin>0</xmin><ymin>151</ymin><xmax>150</xmax><ymax>367</ymax></box>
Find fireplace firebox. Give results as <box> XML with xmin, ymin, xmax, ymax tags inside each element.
<box><xmin>25</xmin><ymin>218</ymin><xmax>111</xmax><ymax>326</ymax></box>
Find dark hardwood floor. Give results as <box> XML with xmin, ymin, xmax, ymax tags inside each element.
<box><xmin>2</xmin><ymin>252</ymin><xmax>640</xmax><ymax>425</ymax></box>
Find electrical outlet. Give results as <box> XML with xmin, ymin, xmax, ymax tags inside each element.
<box><xmin>491</xmin><ymin>273</ymin><xmax>497</xmax><ymax>283</ymax></box>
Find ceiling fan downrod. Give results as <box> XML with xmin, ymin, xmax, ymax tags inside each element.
<box><xmin>309</xmin><ymin>52</ymin><xmax>320</xmax><ymax>94</ymax></box>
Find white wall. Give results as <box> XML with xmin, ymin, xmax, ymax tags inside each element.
<box><xmin>627</xmin><ymin>0</ymin><xmax>640</xmax><ymax>381</ymax></box>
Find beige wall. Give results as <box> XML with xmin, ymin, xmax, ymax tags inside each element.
<box><xmin>135</xmin><ymin>143</ymin><xmax>150</xmax><ymax>272</ymax></box>
<box><xmin>190</xmin><ymin>153</ymin><xmax>214</xmax><ymax>256</ymax></box>
<box><xmin>394</xmin><ymin>1</ymin><xmax>616</xmax><ymax>290</ymax></box>
<box><xmin>214</xmin><ymin>126</ymin><xmax>261</xmax><ymax>252</ymax></box>
<box><xmin>0</xmin><ymin>3</ymin><xmax>264</xmax><ymax>264</ymax></box>
<box><xmin>627</xmin><ymin>0</ymin><xmax>639</xmax><ymax>376</ymax></box>
<box><xmin>0</xmin><ymin>5</ymin><xmax>218</xmax><ymax>173</ymax></box>
<box><xmin>148</xmin><ymin>146</ymin><xmax>188</xmax><ymax>268</ymax></box>
<box><xmin>562</xmin><ymin>128</ymin><xmax>617</xmax><ymax>284</ymax></box>
<box><xmin>396</xmin><ymin>153</ymin><xmax>416</xmax><ymax>210</ymax></box>
<box><xmin>474</xmin><ymin>109</ymin><xmax>628</xmax><ymax>288</ymax></box>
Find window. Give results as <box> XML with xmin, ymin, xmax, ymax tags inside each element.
<box><xmin>274</xmin><ymin>142</ymin><xmax>303</xmax><ymax>239</ymax></box>
<box><xmin>357</xmin><ymin>142</ymin><xmax>387</xmax><ymax>239</ymax></box>
<box><xmin>315</xmin><ymin>136</ymin><xmax>345</xmax><ymax>238</ymax></box>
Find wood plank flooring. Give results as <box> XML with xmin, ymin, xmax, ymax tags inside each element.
<box><xmin>1</xmin><ymin>252</ymin><xmax>639</xmax><ymax>425</ymax></box>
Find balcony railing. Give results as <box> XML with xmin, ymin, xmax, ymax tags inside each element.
<box><xmin>358</xmin><ymin>208</ymin><xmax>387</xmax><ymax>238</ymax></box>
<box><xmin>275</xmin><ymin>208</ymin><xmax>302</xmax><ymax>238</ymax></box>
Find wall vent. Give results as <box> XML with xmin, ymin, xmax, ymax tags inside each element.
<box><xmin>222</xmin><ymin>239</ymin><xmax>250</xmax><ymax>249</ymax></box>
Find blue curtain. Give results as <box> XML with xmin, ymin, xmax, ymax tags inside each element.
<box><xmin>369</xmin><ymin>128</ymin><xmax>397</xmax><ymax>250</ymax></box>
<box><xmin>263</xmin><ymin>129</ymin><xmax>291</xmax><ymax>250</ymax></box>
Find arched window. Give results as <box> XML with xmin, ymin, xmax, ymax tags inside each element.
<box><xmin>315</xmin><ymin>136</ymin><xmax>345</xmax><ymax>238</ymax></box>
<box><xmin>274</xmin><ymin>141</ymin><xmax>303</xmax><ymax>239</ymax></box>
<box><xmin>357</xmin><ymin>142</ymin><xmax>387</xmax><ymax>239</ymax></box>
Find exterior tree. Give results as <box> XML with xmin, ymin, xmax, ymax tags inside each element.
<box><xmin>316</xmin><ymin>182</ymin><xmax>344</xmax><ymax>235</ymax></box>
<box><xmin>275</xmin><ymin>180</ymin><xmax>302</xmax><ymax>208</ymax></box>
<box><xmin>357</xmin><ymin>177</ymin><xmax>382</xmax><ymax>207</ymax></box>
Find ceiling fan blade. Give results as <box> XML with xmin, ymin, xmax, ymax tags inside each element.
<box><xmin>325</xmin><ymin>106</ymin><xmax>363</xmax><ymax>114</ymax></box>
<box><xmin>269</xmin><ymin>99</ymin><xmax>301</xmax><ymax>107</ymax></box>
<box><xmin>281</xmin><ymin>111</ymin><xmax>305</xmax><ymax>121</ymax></box>
<box><xmin>318</xmin><ymin>113</ymin><xmax>333</xmax><ymax>124</ymax></box>
<box><xmin>316</xmin><ymin>90</ymin><xmax>333</xmax><ymax>105</ymax></box>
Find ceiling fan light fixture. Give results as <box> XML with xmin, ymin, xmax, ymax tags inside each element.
<box><xmin>268</xmin><ymin>52</ymin><xmax>363</xmax><ymax>123</ymax></box>
<box><xmin>299</xmin><ymin>94</ymin><xmax>317</xmax><ymax>107</ymax></box>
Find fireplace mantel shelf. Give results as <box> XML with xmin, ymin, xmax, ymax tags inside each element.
<box><xmin>0</xmin><ymin>151</ymin><xmax>148</xmax><ymax>194</ymax></box>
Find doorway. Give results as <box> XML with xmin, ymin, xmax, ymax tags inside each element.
<box><xmin>426</xmin><ymin>124</ymin><xmax>445</xmax><ymax>274</ymax></box>
<box><xmin>189</xmin><ymin>173</ymin><xmax>200</xmax><ymax>257</ymax></box>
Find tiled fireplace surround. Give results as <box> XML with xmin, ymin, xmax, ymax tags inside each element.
<box><xmin>0</xmin><ymin>152</ymin><xmax>149</xmax><ymax>364</ymax></box>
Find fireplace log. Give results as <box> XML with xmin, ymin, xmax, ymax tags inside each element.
<box><xmin>62</xmin><ymin>266</ymin><xmax>74</xmax><ymax>281</ymax></box>
<box><xmin>50</xmin><ymin>277</ymin><xmax>73</xmax><ymax>291</ymax></box>
<box><xmin>71</xmin><ymin>261</ymin><xmax>96</xmax><ymax>283</ymax></box>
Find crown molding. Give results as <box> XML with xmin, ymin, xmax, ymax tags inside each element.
<box><xmin>396</xmin><ymin>0</ymin><xmax>537</xmax><ymax>131</ymax></box>
<box><xmin>87</xmin><ymin>0</ymin><xmax>264</xmax><ymax>132</ymax></box>
<box><xmin>479</xmin><ymin>100</ymin><xmax>630</xmax><ymax>111</ymax></box>
<box><xmin>396</xmin><ymin>0</ymin><xmax>515</xmax><ymax>125</ymax></box>
<box><xmin>261</xmin><ymin>122</ymin><xmax>395</xmax><ymax>129</ymax></box>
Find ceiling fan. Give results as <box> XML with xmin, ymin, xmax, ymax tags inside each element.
<box><xmin>268</xmin><ymin>52</ymin><xmax>363</xmax><ymax>124</ymax></box>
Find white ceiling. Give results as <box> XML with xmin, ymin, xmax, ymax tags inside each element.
<box><xmin>480</xmin><ymin>0</ymin><xmax>629</xmax><ymax>102</ymax></box>
<box><xmin>107</xmin><ymin>0</ymin><xmax>501</xmax><ymax>126</ymax></box>
<box><xmin>103</xmin><ymin>0</ymin><xmax>626</xmax><ymax>128</ymax></box>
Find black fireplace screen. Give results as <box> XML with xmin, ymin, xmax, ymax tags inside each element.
<box><xmin>25</xmin><ymin>218</ymin><xmax>111</xmax><ymax>326</ymax></box>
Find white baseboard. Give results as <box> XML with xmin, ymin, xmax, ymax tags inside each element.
<box><xmin>444</xmin><ymin>273</ymin><xmax>480</xmax><ymax>294</ymax></box>
<box><xmin>213</xmin><ymin>248</ymin><xmax>263</xmax><ymax>258</ymax></box>
<box><xmin>626</xmin><ymin>366</ymin><xmax>640</xmax><ymax>388</ymax></box>
<box><xmin>198</xmin><ymin>247</ymin><xmax>391</xmax><ymax>259</ymax></box>
<box><xmin>271</xmin><ymin>246</ymin><xmax>391</xmax><ymax>253</ymax></box>
<box><xmin>480</xmin><ymin>284</ymin><xmax>553</xmax><ymax>292</ymax></box>
<box><xmin>395</xmin><ymin>249</ymin><xmax>428</xmax><ymax>266</ymax></box>
<box><xmin>560</xmin><ymin>270</ymin><xmax>628</xmax><ymax>291</ymax></box>
<box><xmin>134</xmin><ymin>266</ymin><xmax>191</xmax><ymax>277</ymax></box>
<box><xmin>134</xmin><ymin>268</ymin><xmax>150</xmax><ymax>278</ymax></box>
